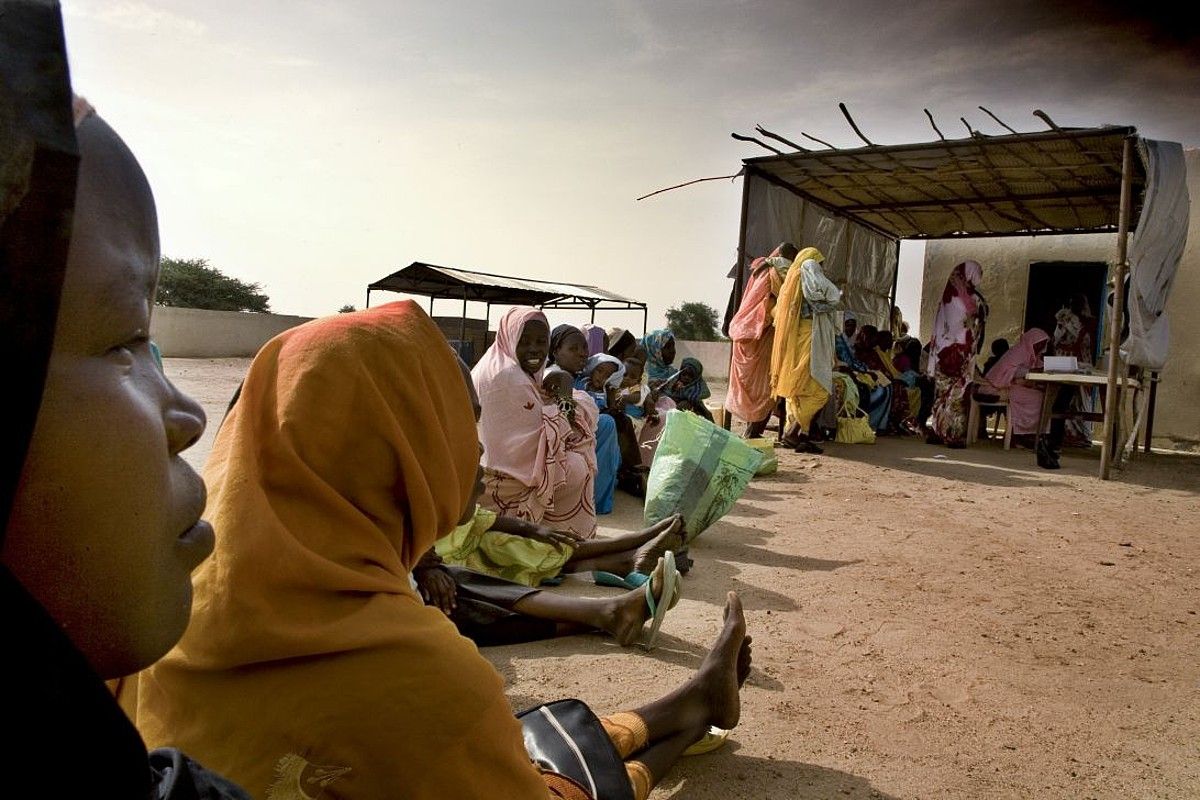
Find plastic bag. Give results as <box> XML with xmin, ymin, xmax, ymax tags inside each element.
<box><xmin>644</xmin><ymin>411</ymin><xmax>765</xmax><ymax>541</ymax></box>
<box><xmin>744</xmin><ymin>437</ymin><xmax>778</xmax><ymax>476</ymax></box>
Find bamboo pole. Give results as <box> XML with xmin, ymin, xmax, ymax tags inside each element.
<box><xmin>1099</xmin><ymin>136</ymin><xmax>1134</xmax><ymax>479</ymax></box>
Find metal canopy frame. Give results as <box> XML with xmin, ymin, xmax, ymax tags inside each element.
<box><xmin>365</xmin><ymin>262</ymin><xmax>649</xmax><ymax>341</ymax></box>
<box><xmin>730</xmin><ymin>122</ymin><xmax>1148</xmax><ymax>479</ymax></box>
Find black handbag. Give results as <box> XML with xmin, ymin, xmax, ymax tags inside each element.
<box><xmin>516</xmin><ymin>699</ymin><xmax>634</xmax><ymax>800</ymax></box>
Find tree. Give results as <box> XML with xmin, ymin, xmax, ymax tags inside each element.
<box><xmin>156</xmin><ymin>257</ymin><xmax>270</xmax><ymax>312</ymax></box>
<box><xmin>665</xmin><ymin>301</ymin><xmax>721</xmax><ymax>341</ymax></box>
<box><xmin>338</xmin><ymin>305</ymin><xmax>356</xmax><ymax>314</ymax></box>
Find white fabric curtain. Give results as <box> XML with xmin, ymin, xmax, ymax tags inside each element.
<box><xmin>739</xmin><ymin>173</ymin><xmax>897</xmax><ymax>329</ymax></box>
<box><xmin>1123</xmin><ymin>139</ymin><xmax>1189</xmax><ymax>369</ymax></box>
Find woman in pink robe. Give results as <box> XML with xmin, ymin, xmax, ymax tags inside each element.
<box><xmin>726</xmin><ymin>243</ymin><xmax>796</xmax><ymax>437</ymax></box>
<box><xmin>472</xmin><ymin>307</ymin><xmax>598</xmax><ymax>538</ymax></box>
<box><xmin>979</xmin><ymin>328</ymin><xmax>1051</xmax><ymax>436</ymax></box>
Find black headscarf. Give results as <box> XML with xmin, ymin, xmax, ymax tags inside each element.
<box><xmin>0</xmin><ymin>6</ymin><xmax>246</xmax><ymax>797</ymax></box>
<box><xmin>547</xmin><ymin>323</ymin><xmax>584</xmax><ymax>366</ymax></box>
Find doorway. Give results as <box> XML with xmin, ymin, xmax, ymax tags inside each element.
<box><xmin>1024</xmin><ymin>261</ymin><xmax>1107</xmax><ymax>362</ymax></box>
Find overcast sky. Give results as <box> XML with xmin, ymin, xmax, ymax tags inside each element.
<box><xmin>61</xmin><ymin>0</ymin><xmax>1199</xmax><ymax>331</ymax></box>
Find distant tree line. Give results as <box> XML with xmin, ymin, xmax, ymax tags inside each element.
<box><xmin>157</xmin><ymin>257</ymin><xmax>270</xmax><ymax>313</ymax></box>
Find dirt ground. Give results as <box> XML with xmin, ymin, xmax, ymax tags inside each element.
<box><xmin>167</xmin><ymin>357</ymin><xmax>1200</xmax><ymax>800</ymax></box>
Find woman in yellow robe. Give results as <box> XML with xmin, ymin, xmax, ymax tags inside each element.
<box><xmin>770</xmin><ymin>247</ymin><xmax>843</xmax><ymax>453</ymax></box>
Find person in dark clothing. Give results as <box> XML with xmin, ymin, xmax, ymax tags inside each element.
<box><xmin>1</xmin><ymin>6</ymin><xmax>248</xmax><ymax>796</ymax></box>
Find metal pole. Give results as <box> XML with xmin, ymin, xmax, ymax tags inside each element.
<box><xmin>365</xmin><ymin>288</ymin><xmax>371</xmax><ymax>309</ymax></box>
<box><xmin>459</xmin><ymin>289</ymin><xmax>467</xmax><ymax>346</ymax></box>
<box><xmin>642</xmin><ymin>306</ymin><xmax>648</xmax><ymax>337</ymax></box>
<box><xmin>589</xmin><ymin>302</ymin><xmax>596</xmax><ymax>324</ymax></box>
<box><xmin>1099</xmin><ymin>136</ymin><xmax>1134</xmax><ymax>480</ymax></box>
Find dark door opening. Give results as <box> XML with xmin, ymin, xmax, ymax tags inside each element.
<box><xmin>1024</xmin><ymin>261</ymin><xmax>1107</xmax><ymax>362</ymax></box>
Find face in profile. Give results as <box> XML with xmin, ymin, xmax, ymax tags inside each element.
<box><xmin>552</xmin><ymin>330</ymin><xmax>588</xmax><ymax>374</ymax></box>
<box><xmin>2</xmin><ymin>116</ymin><xmax>212</xmax><ymax>679</ymax></box>
<box><xmin>515</xmin><ymin>320</ymin><xmax>549</xmax><ymax>376</ymax></box>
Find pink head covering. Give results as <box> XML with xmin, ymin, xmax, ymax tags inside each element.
<box><xmin>932</xmin><ymin>261</ymin><xmax>986</xmax><ymax>356</ymax></box>
<box><xmin>984</xmin><ymin>328</ymin><xmax>1050</xmax><ymax>388</ymax></box>
<box><xmin>471</xmin><ymin>306</ymin><xmax>566</xmax><ymax>487</ymax></box>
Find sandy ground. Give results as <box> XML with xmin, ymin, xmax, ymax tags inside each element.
<box><xmin>167</xmin><ymin>357</ymin><xmax>1200</xmax><ymax>800</ymax></box>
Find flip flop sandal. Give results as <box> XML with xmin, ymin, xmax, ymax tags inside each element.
<box><xmin>682</xmin><ymin>726</ymin><xmax>731</xmax><ymax>756</ymax></box>
<box><xmin>641</xmin><ymin>551</ymin><xmax>681</xmax><ymax>652</ymax></box>
<box><xmin>593</xmin><ymin>571</ymin><xmax>638</xmax><ymax>590</ymax></box>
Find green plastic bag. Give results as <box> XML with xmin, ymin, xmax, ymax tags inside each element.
<box><xmin>744</xmin><ymin>437</ymin><xmax>778</xmax><ymax>476</ymax></box>
<box><xmin>644</xmin><ymin>411</ymin><xmax>765</xmax><ymax>542</ymax></box>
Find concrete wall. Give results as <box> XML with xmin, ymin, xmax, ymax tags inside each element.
<box><xmin>920</xmin><ymin>148</ymin><xmax>1199</xmax><ymax>451</ymax></box>
<box><xmin>151</xmin><ymin>306</ymin><xmax>314</xmax><ymax>358</ymax></box>
<box><xmin>675</xmin><ymin>339</ymin><xmax>731</xmax><ymax>381</ymax></box>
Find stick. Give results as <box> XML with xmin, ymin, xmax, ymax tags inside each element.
<box><xmin>924</xmin><ymin>108</ymin><xmax>946</xmax><ymax>141</ymax></box>
<box><xmin>978</xmin><ymin>105</ymin><xmax>1019</xmax><ymax>135</ymax></box>
<box><xmin>730</xmin><ymin>132</ymin><xmax>785</xmax><ymax>155</ymax></box>
<box><xmin>839</xmin><ymin>102</ymin><xmax>875</xmax><ymax>146</ymax></box>
<box><xmin>801</xmin><ymin>131</ymin><xmax>838</xmax><ymax>149</ymax></box>
<box><xmin>1033</xmin><ymin>109</ymin><xmax>1062</xmax><ymax>131</ymax></box>
<box><xmin>635</xmin><ymin>172</ymin><xmax>743</xmax><ymax>202</ymax></box>
<box><xmin>754</xmin><ymin>125</ymin><xmax>810</xmax><ymax>153</ymax></box>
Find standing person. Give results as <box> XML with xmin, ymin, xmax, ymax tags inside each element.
<box><xmin>771</xmin><ymin>247</ymin><xmax>843</xmax><ymax>454</ymax></box>
<box><xmin>132</xmin><ymin>301</ymin><xmax>755</xmax><ymax>800</ymax></box>
<box><xmin>727</xmin><ymin>243</ymin><xmax>798</xmax><ymax>438</ymax></box>
<box><xmin>1</xmin><ymin>10</ymin><xmax>248</xmax><ymax>795</ymax></box>
<box><xmin>474</xmin><ymin>308</ymin><xmax>598</xmax><ymax>538</ymax></box>
<box><xmin>926</xmin><ymin>260</ymin><xmax>988</xmax><ymax>448</ymax></box>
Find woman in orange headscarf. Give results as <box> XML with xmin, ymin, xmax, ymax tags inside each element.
<box><xmin>132</xmin><ymin>301</ymin><xmax>753</xmax><ymax>800</ymax></box>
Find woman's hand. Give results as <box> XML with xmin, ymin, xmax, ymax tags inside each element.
<box><xmin>413</xmin><ymin>565</ymin><xmax>457</xmax><ymax>616</ymax></box>
<box><xmin>520</xmin><ymin>524</ymin><xmax>581</xmax><ymax>549</ymax></box>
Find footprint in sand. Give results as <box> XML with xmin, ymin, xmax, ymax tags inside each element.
<box><xmin>922</xmin><ymin>681</ymin><xmax>972</xmax><ymax>705</ymax></box>
<box><xmin>801</xmin><ymin>620</ymin><xmax>846</xmax><ymax>639</ymax></box>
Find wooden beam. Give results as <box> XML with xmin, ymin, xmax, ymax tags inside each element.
<box><xmin>1100</xmin><ymin>136</ymin><xmax>1135</xmax><ymax>480</ymax></box>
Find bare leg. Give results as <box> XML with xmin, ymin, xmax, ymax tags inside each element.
<box><xmin>633</xmin><ymin>592</ymin><xmax>751</xmax><ymax>740</ymax></box>
<box><xmin>611</xmin><ymin>592</ymin><xmax>753</xmax><ymax>791</ymax></box>
<box><xmin>511</xmin><ymin>570</ymin><xmax>667</xmax><ymax>646</ymax></box>
<box><xmin>564</xmin><ymin>515</ymin><xmax>684</xmax><ymax>575</ymax></box>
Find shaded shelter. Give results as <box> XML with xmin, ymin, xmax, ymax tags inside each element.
<box><xmin>366</xmin><ymin>262</ymin><xmax>648</xmax><ymax>362</ymax></box>
<box><xmin>725</xmin><ymin>113</ymin><xmax>1187</xmax><ymax>479</ymax></box>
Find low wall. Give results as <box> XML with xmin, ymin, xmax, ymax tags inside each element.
<box><xmin>151</xmin><ymin>306</ymin><xmax>314</xmax><ymax>358</ymax></box>
<box><xmin>675</xmin><ymin>339</ymin><xmax>731</xmax><ymax>380</ymax></box>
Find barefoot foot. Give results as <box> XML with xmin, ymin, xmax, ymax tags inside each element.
<box><xmin>634</xmin><ymin>516</ymin><xmax>685</xmax><ymax>573</ymax></box>
<box><xmin>694</xmin><ymin>591</ymin><xmax>750</xmax><ymax>730</ymax></box>
<box><xmin>606</xmin><ymin>559</ymin><xmax>665</xmax><ymax>646</ymax></box>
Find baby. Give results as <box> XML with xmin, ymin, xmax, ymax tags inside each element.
<box><xmin>541</xmin><ymin>366</ymin><xmax>577</xmax><ymax>423</ymax></box>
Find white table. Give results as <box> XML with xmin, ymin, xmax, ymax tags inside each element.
<box><xmin>1024</xmin><ymin>371</ymin><xmax>1143</xmax><ymax>473</ymax></box>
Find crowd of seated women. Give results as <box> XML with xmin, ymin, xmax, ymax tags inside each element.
<box><xmin>4</xmin><ymin>16</ymin><xmax>754</xmax><ymax>800</ymax></box>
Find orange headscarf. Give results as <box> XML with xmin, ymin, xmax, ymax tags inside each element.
<box><xmin>133</xmin><ymin>301</ymin><xmax>548</xmax><ymax>799</ymax></box>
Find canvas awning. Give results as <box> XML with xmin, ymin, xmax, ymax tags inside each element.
<box><xmin>366</xmin><ymin>262</ymin><xmax>648</xmax><ymax>331</ymax></box>
<box><xmin>742</xmin><ymin>126</ymin><xmax>1145</xmax><ymax>240</ymax></box>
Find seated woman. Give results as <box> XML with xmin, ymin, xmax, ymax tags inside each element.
<box><xmin>474</xmin><ymin>309</ymin><xmax>598</xmax><ymax>538</ymax></box>
<box><xmin>132</xmin><ymin>301</ymin><xmax>755</xmax><ymax>800</ymax></box>
<box><xmin>547</xmin><ymin>325</ymin><xmax>622</xmax><ymax>510</ymax></box>
<box><xmin>836</xmin><ymin>324</ymin><xmax>892</xmax><ymax>433</ymax></box>
<box><xmin>977</xmin><ymin>328</ymin><xmax>1061</xmax><ymax>465</ymax></box>
<box><xmin>606</xmin><ymin>326</ymin><xmax>639</xmax><ymax>361</ymax></box>
<box><xmin>664</xmin><ymin>357</ymin><xmax>714</xmax><ymax>422</ymax></box>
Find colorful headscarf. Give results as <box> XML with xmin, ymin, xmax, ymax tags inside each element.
<box><xmin>134</xmin><ymin>301</ymin><xmax>547</xmax><ymax>798</ymax></box>
<box><xmin>580</xmin><ymin>323</ymin><xmax>607</xmax><ymax>357</ymax></box>
<box><xmin>640</xmin><ymin>329</ymin><xmax>676</xmax><ymax>383</ymax></box>
<box><xmin>931</xmin><ymin>260</ymin><xmax>988</xmax><ymax>369</ymax></box>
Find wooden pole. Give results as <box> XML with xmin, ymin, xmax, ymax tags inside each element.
<box><xmin>1099</xmin><ymin>136</ymin><xmax>1134</xmax><ymax>480</ymax></box>
<box><xmin>888</xmin><ymin>242</ymin><xmax>901</xmax><ymax>330</ymax></box>
<box><xmin>365</xmin><ymin>288</ymin><xmax>371</xmax><ymax>309</ymax></box>
<box><xmin>726</xmin><ymin>169</ymin><xmax>753</xmax><ymax>432</ymax></box>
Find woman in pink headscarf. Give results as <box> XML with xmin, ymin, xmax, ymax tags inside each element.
<box><xmin>979</xmin><ymin>328</ymin><xmax>1051</xmax><ymax>437</ymax></box>
<box><xmin>472</xmin><ymin>307</ymin><xmax>598</xmax><ymax>538</ymax></box>
<box><xmin>726</xmin><ymin>243</ymin><xmax>798</xmax><ymax>438</ymax></box>
<box><xmin>926</xmin><ymin>261</ymin><xmax>988</xmax><ymax>448</ymax></box>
